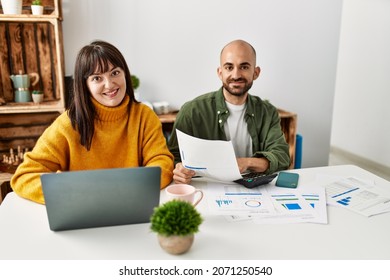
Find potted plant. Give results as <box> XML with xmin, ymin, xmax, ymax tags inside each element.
<box><xmin>131</xmin><ymin>75</ymin><xmax>140</xmax><ymax>91</ymax></box>
<box><xmin>31</xmin><ymin>90</ymin><xmax>44</xmax><ymax>103</ymax></box>
<box><xmin>31</xmin><ymin>0</ymin><xmax>44</xmax><ymax>15</ymax></box>
<box><xmin>150</xmin><ymin>200</ymin><xmax>203</xmax><ymax>255</ymax></box>
<box><xmin>1</xmin><ymin>0</ymin><xmax>23</xmax><ymax>14</ymax></box>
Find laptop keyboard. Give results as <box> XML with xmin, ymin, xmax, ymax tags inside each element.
<box><xmin>234</xmin><ymin>172</ymin><xmax>278</xmax><ymax>189</ymax></box>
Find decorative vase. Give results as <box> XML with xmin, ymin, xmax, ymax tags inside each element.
<box><xmin>1</xmin><ymin>0</ymin><xmax>23</xmax><ymax>14</ymax></box>
<box><xmin>31</xmin><ymin>5</ymin><xmax>44</xmax><ymax>15</ymax></box>
<box><xmin>157</xmin><ymin>234</ymin><xmax>194</xmax><ymax>255</ymax></box>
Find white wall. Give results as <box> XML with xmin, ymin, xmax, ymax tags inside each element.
<box><xmin>62</xmin><ymin>0</ymin><xmax>343</xmax><ymax>168</ymax></box>
<box><xmin>331</xmin><ymin>0</ymin><xmax>390</xmax><ymax>168</ymax></box>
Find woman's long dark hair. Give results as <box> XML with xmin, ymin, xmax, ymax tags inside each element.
<box><xmin>68</xmin><ymin>40</ymin><xmax>137</xmax><ymax>150</ymax></box>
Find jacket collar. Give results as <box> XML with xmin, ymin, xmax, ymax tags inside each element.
<box><xmin>215</xmin><ymin>87</ymin><xmax>258</xmax><ymax>124</ymax></box>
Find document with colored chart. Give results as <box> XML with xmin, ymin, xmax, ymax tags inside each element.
<box><xmin>248</xmin><ymin>185</ymin><xmax>327</xmax><ymax>224</ymax></box>
<box><xmin>204</xmin><ymin>183</ymin><xmax>277</xmax><ymax>216</ymax></box>
<box><xmin>323</xmin><ymin>177</ymin><xmax>390</xmax><ymax>217</ymax></box>
<box><xmin>202</xmin><ymin>181</ymin><xmax>327</xmax><ymax>224</ymax></box>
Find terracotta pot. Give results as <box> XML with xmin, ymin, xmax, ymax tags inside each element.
<box><xmin>157</xmin><ymin>234</ymin><xmax>194</xmax><ymax>255</ymax></box>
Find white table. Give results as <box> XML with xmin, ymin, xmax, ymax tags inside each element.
<box><xmin>1</xmin><ymin>165</ymin><xmax>390</xmax><ymax>260</ymax></box>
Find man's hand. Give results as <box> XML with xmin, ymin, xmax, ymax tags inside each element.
<box><xmin>236</xmin><ymin>157</ymin><xmax>270</xmax><ymax>173</ymax></box>
<box><xmin>173</xmin><ymin>162</ymin><xmax>196</xmax><ymax>184</ymax></box>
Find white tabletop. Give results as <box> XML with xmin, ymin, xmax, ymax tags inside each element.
<box><xmin>1</xmin><ymin>164</ymin><xmax>390</xmax><ymax>260</ymax></box>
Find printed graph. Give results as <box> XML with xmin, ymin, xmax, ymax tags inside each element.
<box><xmin>215</xmin><ymin>198</ymin><xmax>233</xmax><ymax>207</ymax></box>
<box><xmin>302</xmin><ymin>194</ymin><xmax>320</xmax><ymax>208</ymax></box>
<box><xmin>214</xmin><ymin>196</ymin><xmax>263</xmax><ymax>210</ymax></box>
<box><xmin>282</xmin><ymin>203</ymin><xmax>301</xmax><ymax>210</ymax></box>
<box><xmin>245</xmin><ymin>200</ymin><xmax>262</xmax><ymax>208</ymax></box>
<box><xmin>271</xmin><ymin>194</ymin><xmax>306</xmax><ymax>211</ymax></box>
<box><xmin>337</xmin><ymin>196</ymin><xmax>352</xmax><ymax>206</ymax></box>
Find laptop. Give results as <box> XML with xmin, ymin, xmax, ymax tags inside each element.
<box><xmin>40</xmin><ymin>166</ymin><xmax>161</xmax><ymax>231</ymax></box>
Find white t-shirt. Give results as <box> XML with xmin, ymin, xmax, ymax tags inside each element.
<box><xmin>223</xmin><ymin>101</ymin><xmax>253</xmax><ymax>157</ymax></box>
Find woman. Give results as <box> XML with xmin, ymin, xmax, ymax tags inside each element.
<box><xmin>11</xmin><ymin>40</ymin><xmax>174</xmax><ymax>204</ymax></box>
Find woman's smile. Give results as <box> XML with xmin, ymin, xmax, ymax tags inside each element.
<box><xmin>87</xmin><ymin>65</ymin><xmax>126</xmax><ymax>107</ymax></box>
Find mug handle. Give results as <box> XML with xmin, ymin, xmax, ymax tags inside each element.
<box><xmin>193</xmin><ymin>189</ymin><xmax>204</xmax><ymax>207</ymax></box>
<box><xmin>29</xmin><ymin>73</ymin><xmax>40</xmax><ymax>87</ymax></box>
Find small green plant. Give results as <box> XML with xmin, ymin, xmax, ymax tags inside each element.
<box><xmin>32</xmin><ymin>0</ymin><xmax>42</xmax><ymax>5</ymax></box>
<box><xmin>150</xmin><ymin>200</ymin><xmax>203</xmax><ymax>237</ymax></box>
<box><xmin>131</xmin><ymin>75</ymin><xmax>140</xmax><ymax>90</ymax></box>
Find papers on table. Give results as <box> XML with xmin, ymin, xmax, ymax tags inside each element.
<box><xmin>259</xmin><ymin>185</ymin><xmax>328</xmax><ymax>224</ymax></box>
<box><xmin>205</xmin><ymin>184</ymin><xmax>276</xmax><ymax>216</ymax></box>
<box><xmin>176</xmin><ymin>127</ymin><xmax>390</xmax><ymax>220</ymax></box>
<box><xmin>322</xmin><ymin>177</ymin><xmax>390</xmax><ymax>217</ymax></box>
<box><xmin>176</xmin><ymin>129</ymin><xmax>242</xmax><ymax>181</ymax></box>
<box><xmin>200</xmin><ymin>175</ymin><xmax>390</xmax><ymax>224</ymax></box>
<box><xmin>201</xmin><ymin>175</ymin><xmax>390</xmax><ymax>224</ymax></box>
<box><xmin>203</xmin><ymin>182</ymin><xmax>328</xmax><ymax>224</ymax></box>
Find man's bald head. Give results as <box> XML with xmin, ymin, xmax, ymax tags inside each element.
<box><xmin>220</xmin><ymin>40</ymin><xmax>257</xmax><ymax>65</ymax></box>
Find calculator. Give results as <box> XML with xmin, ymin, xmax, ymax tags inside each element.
<box><xmin>234</xmin><ymin>172</ymin><xmax>278</xmax><ymax>189</ymax></box>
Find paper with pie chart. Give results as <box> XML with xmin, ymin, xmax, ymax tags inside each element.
<box><xmin>205</xmin><ymin>184</ymin><xmax>276</xmax><ymax>215</ymax></box>
<box><xmin>203</xmin><ymin>182</ymin><xmax>326</xmax><ymax>224</ymax></box>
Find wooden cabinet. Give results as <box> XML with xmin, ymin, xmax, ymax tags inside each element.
<box><xmin>158</xmin><ymin>112</ymin><xmax>178</xmax><ymax>140</ymax></box>
<box><xmin>0</xmin><ymin>0</ymin><xmax>65</xmax><ymax>113</ymax></box>
<box><xmin>0</xmin><ymin>172</ymin><xmax>12</xmax><ymax>204</ymax></box>
<box><xmin>0</xmin><ymin>0</ymin><xmax>64</xmax><ymax>156</ymax></box>
<box><xmin>277</xmin><ymin>109</ymin><xmax>297</xmax><ymax>169</ymax></box>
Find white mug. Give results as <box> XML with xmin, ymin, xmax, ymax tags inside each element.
<box><xmin>165</xmin><ymin>184</ymin><xmax>204</xmax><ymax>207</ymax></box>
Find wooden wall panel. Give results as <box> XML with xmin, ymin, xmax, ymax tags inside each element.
<box><xmin>0</xmin><ymin>22</ymin><xmax>58</xmax><ymax>103</ymax></box>
<box><xmin>0</xmin><ymin>24</ymin><xmax>12</xmax><ymax>101</ymax></box>
<box><xmin>37</xmin><ymin>23</ymin><xmax>55</xmax><ymax>100</ymax></box>
<box><xmin>23</xmin><ymin>24</ymin><xmax>42</xmax><ymax>90</ymax></box>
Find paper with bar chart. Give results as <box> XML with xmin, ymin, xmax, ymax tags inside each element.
<box><xmin>252</xmin><ymin>185</ymin><xmax>327</xmax><ymax>224</ymax></box>
<box><xmin>205</xmin><ymin>184</ymin><xmax>276</xmax><ymax>216</ymax></box>
<box><xmin>324</xmin><ymin>177</ymin><xmax>390</xmax><ymax>217</ymax></box>
<box><xmin>204</xmin><ymin>182</ymin><xmax>327</xmax><ymax>224</ymax></box>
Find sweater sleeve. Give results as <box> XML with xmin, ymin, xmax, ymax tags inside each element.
<box><xmin>140</xmin><ymin>108</ymin><xmax>174</xmax><ymax>188</ymax></box>
<box><xmin>11</xmin><ymin>116</ymin><xmax>70</xmax><ymax>204</ymax></box>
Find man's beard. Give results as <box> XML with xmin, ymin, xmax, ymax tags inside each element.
<box><xmin>223</xmin><ymin>79</ymin><xmax>253</xmax><ymax>97</ymax></box>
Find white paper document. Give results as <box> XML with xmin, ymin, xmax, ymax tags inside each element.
<box><xmin>176</xmin><ymin>129</ymin><xmax>242</xmax><ymax>181</ymax></box>
<box><xmin>205</xmin><ymin>183</ymin><xmax>277</xmax><ymax>216</ymax></box>
<box><xmin>203</xmin><ymin>181</ymin><xmax>328</xmax><ymax>224</ymax></box>
<box><xmin>255</xmin><ymin>185</ymin><xmax>328</xmax><ymax>224</ymax></box>
<box><xmin>323</xmin><ymin>177</ymin><xmax>390</xmax><ymax>217</ymax></box>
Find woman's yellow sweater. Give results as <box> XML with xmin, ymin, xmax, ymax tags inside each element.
<box><xmin>11</xmin><ymin>96</ymin><xmax>174</xmax><ymax>204</ymax></box>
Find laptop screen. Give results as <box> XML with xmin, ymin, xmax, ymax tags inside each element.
<box><xmin>41</xmin><ymin>166</ymin><xmax>161</xmax><ymax>231</ymax></box>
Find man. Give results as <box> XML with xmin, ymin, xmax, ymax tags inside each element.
<box><xmin>168</xmin><ymin>39</ymin><xmax>290</xmax><ymax>184</ymax></box>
